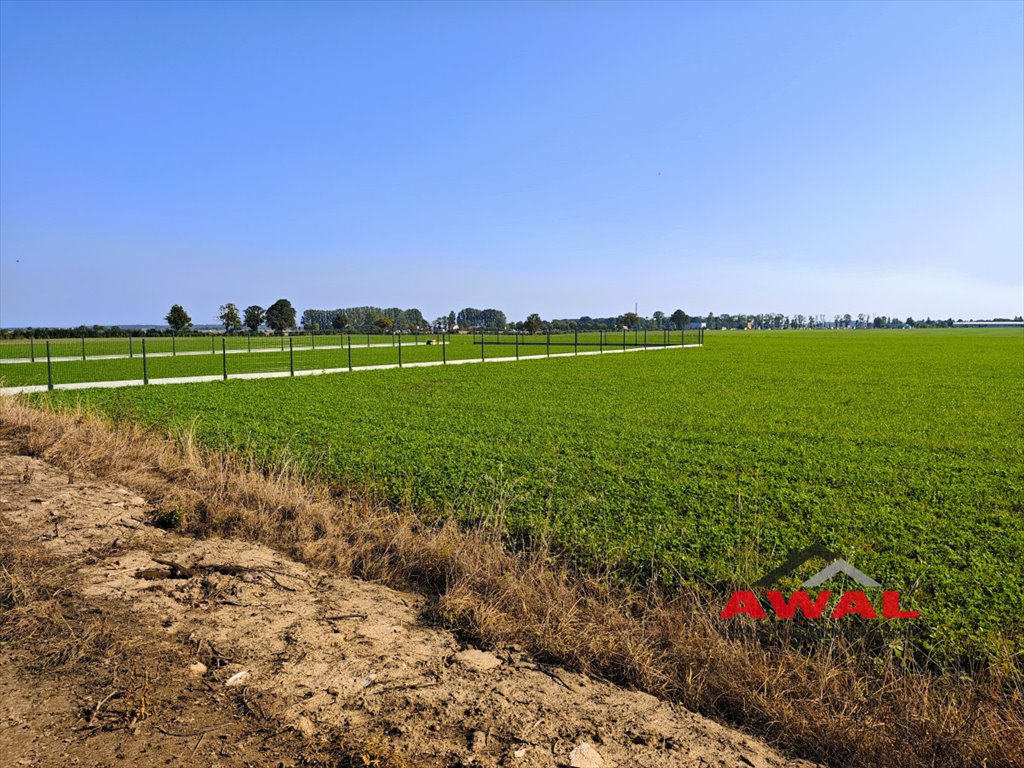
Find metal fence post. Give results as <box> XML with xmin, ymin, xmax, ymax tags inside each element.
<box><xmin>600</xmin><ymin>330</ymin><xmax>603</xmax><ymax>353</ymax></box>
<box><xmin>347</xmin><ymin>333</ymin><xmax>352</xmax><ymax>371</ymax></box>
<box><xmin>682</xmin><ymin>327</ymin><xmax>685</xmax><ymax>347</ymax></box>
<box><xmin>289</xmin><ymin>337</ymin><xmax>294</xmax><ymax>376</ymax></box>
<box><xmin>644</xmin><ymin>329</ymin><xmax>647</xmax><ymax>349</ymax></box>
<box><xmin>30</xmin><ymin>336</ymin><xmax>35</xmax><ymax>363</ymax></box>
<box><xmin>129</xmin><ymin>335</ymin><xmax>134</xmax><ymax>359</ymax></box>
<box><xmin>247</xmin><ymin>334</ymin><xmax>251</xmax><ymax>353</ymax></box>
<box><xmin>222</xmin><ymin>338</ymin><xmax>228</xmax><ymax>380</ymax></box>
<box><xmin>46</xmin><ymin>341</ymin><xmax>53</xmax><ymax>391</ymax></box>
<box><xmin>574</xmin><ymin>329</ymin><xmax>578</xmax><ymax>355</ymax></box>
<box><xmin>142</xmin><ymin>339</ymin><xmax>148</xmax><ymax>385</ymax></box>
<box><xmin>515</xmin><ymin>332</ymin><xmax>519</xmax><ymax>360</ymax></box>
<box><xmin>172</xmin><ymin>333</ymin><xmax>177</xmax><ymax>356</ymax></box>
<box><xmin>82</xmin><ymin>336</ymin><xmax>86</xmax><ymax>360</ymax></box>
<box><xmin>481</xmin><ymin>332</ymin><xmax>485</xmax><ymax>362</ymax></box>
<box><xmin>311</xmin><ymin>331</ymin><xmax>315</xmax><ymax>351</ymax></box>
<box><xmin>547</xmin><ymin>332</ymin><xmax>551</xmax><ymax>357</ymax></box>
<box><xmin>211</xmin><ymin>335</ymin><xmax>215</xmax><ymax>355</ymax></box>
<box><xmin>442</xmin><ymin>332</ymin><xmax>447</xmax><ymax>364</ymax></box>
<box><xmin>398</xmin><ymin>332</ymin><xmax>402</xmax><ymax>367</ymax></box>
<box><xmin>622</xmin><ymin>329</ymin><xmax>626</xmax><ymax>351</ymax></box>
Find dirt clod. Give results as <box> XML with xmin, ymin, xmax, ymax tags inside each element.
<box><xmin>454</xmin><ymin>648</ymin><xmax>503</xmax><ymax>672</ymax></box>
<box><xmin>567</xmin><ymin>742</ymin><xmax>604</xmax><ymax>768</ymax></box>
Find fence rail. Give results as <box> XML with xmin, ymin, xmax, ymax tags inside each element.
<box><xmin>0</xmin><ymin>330</ymin><xmax>704</xmax><ymax>394</ymax></box>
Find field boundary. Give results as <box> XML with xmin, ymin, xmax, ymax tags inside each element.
<box><xmin>0</xmin><ymin>342</ymin><xmax>703</xmax><ymax>395</ymax></box>
<box><xmin>0</xmin><ymin>339</ymin><xmax>433</xmax><ymax>365</ymax></box>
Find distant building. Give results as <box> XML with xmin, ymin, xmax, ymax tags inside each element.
<box><xmin>953</xmin><ymin>321</ymin><xmax>1024</xmax><ymax>328</ymax></box>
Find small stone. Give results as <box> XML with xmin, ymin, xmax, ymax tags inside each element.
<box><xmin>188</xmin><ymin>662</ymin><xmax>208</xmax><ymax>677</ymax></box>
<box><xmin>469</xmin><ymin>730</ymin><xmax>487</xmax><ymax>752</ymax></box>
<box><xmin>224</xmin><ymin>670</ymin><xmax>250</xmax><ymax>687</ymax></box>
<box><xmin>568</xmin><ymin>742</ymin><xmax>604</xmax><ymax>768</ymax></box>
<box><xmin>129</xmin><ymin>496</ymin><xmax>146</xmax><ymax>506</ymax></box>
<box><xmin>453</xmin><ymin>649</ymin><xmax>502</xmax><ymax>672</ymax></box>
<box><xmin>513</xmin><ymin>747</ymin><xmax>528</xmax><ymax>758</ymax></box>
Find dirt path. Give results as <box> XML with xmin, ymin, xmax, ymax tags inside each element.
<box><xmin>0</xmin><ymin>442</ymin><xmax>815</xmax><ymax>768</ymax></box>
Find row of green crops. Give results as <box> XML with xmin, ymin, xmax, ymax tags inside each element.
<box><xmin>0</xmin><ymin>332</ymin><xmax>690</xmax><ymax>387</ymax></box>
<box><xmin>35</xmin><ymin>329</ymin><xmax>1024</xmax><ymax>668</ymax></box>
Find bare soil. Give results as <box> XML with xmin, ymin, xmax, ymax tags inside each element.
<box><xmin>0</xmin><ymin>440</ymin><xmax>815</xmax><ymax>767</ymax></box>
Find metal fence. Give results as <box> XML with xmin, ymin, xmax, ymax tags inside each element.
<box><xmin>0</xmin><ymin>329</ymin><xmax>704</xmax><ymax>393</ymax></box>
<box><xmin>470</xmin><ymin>327</ymin><xmax>704</xmax><ymax>356</ymax></box>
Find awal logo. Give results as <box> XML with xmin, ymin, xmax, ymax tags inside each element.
<box><xmin>721</xmin><ymin>543</ymin><xmax>919</xmax><ymax>620</ymax></box>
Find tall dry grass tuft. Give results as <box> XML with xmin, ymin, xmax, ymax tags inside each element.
<box><xmin>1</xmin><ymin>396</ymin><xmax>1021</xmax><ymax>768</ymax></box>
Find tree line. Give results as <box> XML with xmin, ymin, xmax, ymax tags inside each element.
<box><xmin>162</xmin><ymin>300</ymin><xmax>298</xmax><ymax>334</ymax></box>
<box><xmin>5</xmin><ymin>303</ymin><xmax>1018</xmax><ymax>339</ymax></box>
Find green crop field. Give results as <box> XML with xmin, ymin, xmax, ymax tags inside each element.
<box><xmin>33</xmin><ymin>329</ymin><xmax>1024</xmax><ymax>668</ymax></box>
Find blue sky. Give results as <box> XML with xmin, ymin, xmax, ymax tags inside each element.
<box><xmin>1</xmin><ymin>1</ymin><xmax>1021</xmax><ymax>327</ymax></box>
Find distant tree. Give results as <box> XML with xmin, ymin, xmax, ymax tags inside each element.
<box><xmin>653</xmin><ymin>310</ymin><xmax>665</xmax><ymax>328</ymax></box>
<box><xmin>524</xmin><ymin>313</ymin><xmax>543</xmax><ymax>334</ymax></box>
<box><xmin>403</xmin><ymin>308</ymin><xmax>426</xmax><ymax>331</ymax></box>
<box><xmin>622</xmin><ymin>311</ymin><xmax>640</xmax><ymax>329</ymax></box>
<box><xmin>243</xmin><ymin>305</ymin><xmax>265</xmax><ymax>333</ymax></box>
<box><xmin>265</xmin><ymin>299</ymin><xmax>297</xmax><ymax>333</ymax></box>
<box><xmin>480</xmin><ymin>308</ymin><xmax>507</xmax><ymax>330</ymax></box>
<box><xmin>669</xmin><ymin>309</ymin><xmax>688</xmax><ymax>329</ymax></box>
<box><xmin>373</xmin><ymin>316</ymin><xmax>394</xmax><ymax>331</ymax></box>
<box><xmin>447</xmin><ymin>311</ymin><xmax>456</xmax><ymax>330</ymax></box>
<box><xmin>218</xmin><ymin>303</ymin><xmax>241</xmax><ymax>333</ymax></box>
<box><xmin>456</xmin><ymin>308</ymin><xmax>483</xmax><ymax>328</ymax></box>
<box><xmin>165</xmin><ymin>304</ymin><xmax>192</xmax><ymax>333</ymax></box>
<box><xmin>332</xmin><ymin>312</ymin><xmax>349</xmax><ymax>331</ymax></box>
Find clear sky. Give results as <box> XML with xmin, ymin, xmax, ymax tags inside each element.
<box><xmin>1</xmin><ymin>1</ymin><xmax>1021</xmax><ymax>327</ymax></box>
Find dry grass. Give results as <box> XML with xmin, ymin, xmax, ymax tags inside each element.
<box><xmin>1</xmin><ymin>396</ymin><xmax>1021</xmax><ymax>767</ymax></box>
<box><xmin>0</xmin><ymin>519</ymin><xmax>159</xmax><ymax>730</ymax></box>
